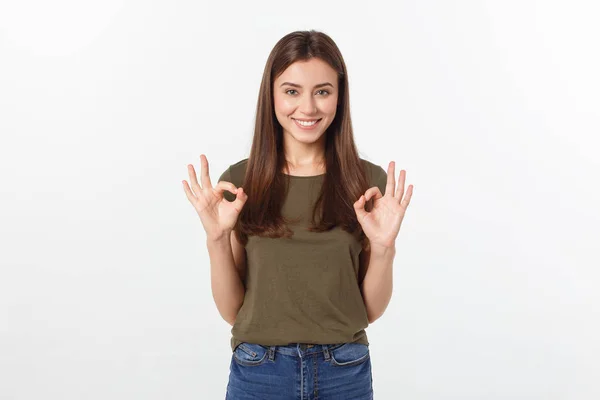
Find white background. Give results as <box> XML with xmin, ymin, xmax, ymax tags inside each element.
<box><xmin>1</xmin><ymin>1</ymin><xmax>599</xmax><ymax>399</ymax></box>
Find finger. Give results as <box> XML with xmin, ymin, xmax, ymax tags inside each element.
<box><xmin>386</xmin><ymin>161</ymin><xmax>396</xmax><ymax>198</ymax></box>
<box><xmin>188</xmin><ymin>164</ymin><xmax>202</xmax><ymax>193</ymax></box>
<box><xmin>364</xmin><ymin>186</ymin><xmax>383</xmax><ymax>202</ymax></box>
<box><xmin>231</xmin><ymin>187</ymin><xmax>248</xmax><ymax>211</ymax></box>
<box><xmin>182</xmin><ymin>180</ymin><xmax>197</xmax><ymax>202</ymax></box>
<box><xmin>353</xmin><ymin>194</ymin><xmax>367</xmax><ymax>220</ymax></box>
<box><xmin>214</xmin><ymin>180</ymin><xmax>239</xmax><ymax>196</ymax></box>
<box><xmin>200</xmin><ymin>154</ymin><xmax>212</xmax><ymax>189</ymax></box>
<box><xmin>396</xmin><ymin>169</ymin><xmax>406</xmax><ymax>202</ymax></box>
<box><xmin>401</xmin><ymin>184</ymin><xmax>414</xmax><ymax>208</ymax></box>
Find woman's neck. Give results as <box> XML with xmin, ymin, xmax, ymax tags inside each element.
<box><xmin>283</xmin><ymin>157</ymin><xmax>326</xmax><ymax>176</ymax></box>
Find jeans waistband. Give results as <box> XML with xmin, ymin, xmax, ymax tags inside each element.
<box><xmin>267</xmin><ymin>343</ymin><xmax>344</xmax><ymax>357</ymax></box>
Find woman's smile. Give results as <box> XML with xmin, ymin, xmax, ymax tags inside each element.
<box><xmin>292</xmin><ymin>118</ymin><xmax>322</xmax><ymax>130</ymax></box>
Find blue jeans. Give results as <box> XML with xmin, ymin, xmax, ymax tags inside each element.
<box><xmin>226</xmin><ymin>342</ymin><xmax>373</xmax><ymax>399</ymax></box>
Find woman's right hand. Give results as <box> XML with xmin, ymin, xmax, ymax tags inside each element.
<box><xmin>182</xmin><ymin>154</ymin><xmax>248</xmax><ymax>241</ymax></box>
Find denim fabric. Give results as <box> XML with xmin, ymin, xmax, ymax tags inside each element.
<box><xmin>226</xmin><ymin>342</ymin><xmax>373</xmax><ymax>399</ymax></box>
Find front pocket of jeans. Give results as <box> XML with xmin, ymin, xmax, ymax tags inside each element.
<box><xmin>329</xmin><ymin>343</ymin><xmax>370</xmax><ymax>367</ymax></box>
<box><xmin>232</xmin><ymin>342</ymin><xmax>269</xmax><ymax>366</ymax></box>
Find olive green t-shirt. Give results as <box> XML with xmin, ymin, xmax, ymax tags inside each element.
<box><xmin>218</xmin><ymin>158</ymin><xmax>387</xmax><ymax>351</ymax></box>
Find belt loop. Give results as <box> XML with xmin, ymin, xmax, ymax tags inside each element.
<box><xmin>322</xmin><ymin>344</ymin><xmax>330</xmax><ymax>361</ymax></box>
<box><xmin>268</xmin><ymin>345</ymin><xmax>276</xmax><ymax>361</ymax></box>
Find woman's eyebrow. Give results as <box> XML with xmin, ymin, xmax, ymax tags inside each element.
<box><xmin>279</xmin><ymin>82</ymin><xmax>334</xmax><ymax>89</ymax></box>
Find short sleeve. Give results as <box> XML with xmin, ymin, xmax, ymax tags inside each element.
<box><xmin>218</xmin><ymin>166</ymin><xmax>236</xmax><ymax>202</ymax></box>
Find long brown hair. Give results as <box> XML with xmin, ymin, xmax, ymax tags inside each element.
<box><xmin>234</xmin><ymin>30</ymin><xmax>375</xmax><ymax>251</ymax></box>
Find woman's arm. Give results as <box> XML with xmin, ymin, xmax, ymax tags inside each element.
<box><xmin>359</xmin><ymin>244</ymin><xmax>396</xmax><ymax>324</ymax></box>
<box><xmin>206</xmin><ymin>230</ymin><xmax>246</xmax><ymax>325</ymax></box>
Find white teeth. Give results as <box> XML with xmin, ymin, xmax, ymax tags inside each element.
<box><xmin>295</xmin><ymin>119</ymin><xmax>318</xmax><ymax>126</ymax></box>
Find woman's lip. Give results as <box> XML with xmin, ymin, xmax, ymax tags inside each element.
<box><xmin>292</xmin><ymin>118</ymin><xmax>322</xmax><ymax>130</ymax></box>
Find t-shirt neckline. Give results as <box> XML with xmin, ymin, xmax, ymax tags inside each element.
<box><xmin>280</xmin><ymin>172</ymin><xmax>325</xmax><ymax>179</ymax></box>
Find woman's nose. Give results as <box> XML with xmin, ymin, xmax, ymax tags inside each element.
<box><xmin>299</xmin><ymin>96</ymin><xmax>317</xmax><ymax>114</ymax></box>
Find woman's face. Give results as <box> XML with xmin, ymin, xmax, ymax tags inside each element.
<box><xmin>273</xmin><ymin>58</ymin><xmax>339</xmax><ymax>147</ymax></box>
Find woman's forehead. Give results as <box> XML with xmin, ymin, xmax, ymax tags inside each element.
<box><xmin>275</xmin><ymin>58</ymin><xmax>337</xmax><ymax>86</ymax></box>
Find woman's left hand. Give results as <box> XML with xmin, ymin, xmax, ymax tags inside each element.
<box><xmin>353</xmin><ymin>161</ymin><xmax>414</xmax><ymax>249</ymax></box>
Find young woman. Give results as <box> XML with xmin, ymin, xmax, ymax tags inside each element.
<box><xmin>183</xmin><ymin>30</ymin><xmax>413</xmax><ymax>399</ymax></box>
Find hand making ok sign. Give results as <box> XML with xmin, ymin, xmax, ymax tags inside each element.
<box><xmin>353</xmin><ymin>161</ymin><xmax>414</xmax><ymax>250</ymax></box>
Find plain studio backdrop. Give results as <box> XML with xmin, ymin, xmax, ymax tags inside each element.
<box><xmin>1</xmin><ymin>1</ymin><xmax>598</xmax><ymax>399</ymax></box>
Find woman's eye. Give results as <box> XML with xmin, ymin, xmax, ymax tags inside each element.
<box><xmin>285</xmin><ymin>89</ymin><xmax>330</xmax><ymax>95</ymax></box>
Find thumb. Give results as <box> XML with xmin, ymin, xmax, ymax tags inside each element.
<box><xmin>353</xmin><ymin>194</ymin><xmax>367</xmax><ymax>221</ymax></box>
<box><xmin>232</xmin><ymin>187</ymin><xmax>248</xmax><ymax>211</ymax></box>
